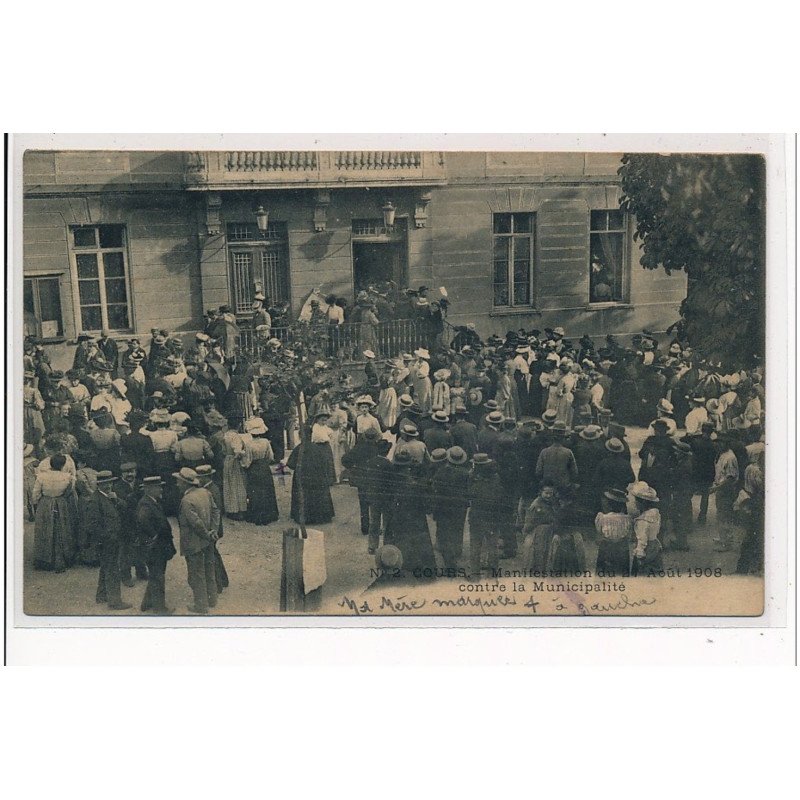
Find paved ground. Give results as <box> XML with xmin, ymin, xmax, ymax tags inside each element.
<box><xmin>21</xmin><ymin>427</ymin><xmax>747</xmax><ymax>617</ymax></box>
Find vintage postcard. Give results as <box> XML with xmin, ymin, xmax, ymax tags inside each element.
<box><xmin>7</xmin><ymin>133</ymin><xmax>789</xmax><ymax>623</ymax></box>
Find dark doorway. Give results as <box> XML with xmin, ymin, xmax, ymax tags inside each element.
<box><xmin>353</xmin><ymin>240</ymin><xmax>407</xmax><ymax>296</ymax></box>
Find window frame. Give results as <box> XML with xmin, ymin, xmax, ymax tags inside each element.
<box><xmin>492</xmin><ymin>212</ymin><xmax>536</xmax><ymax>309</ymax></box>
<box><xmin>24</xmin><ymin>274</ymin><xmax>66</xmax><ymax>341</ymax></box>
<box><xmin>226</xmin><ymin>221</ymin><xmax>291</xmax><ymax>316</ymax></box>
<box><xmin>68</xmin><ymin>224</ymin><xmax>134</xmax><ymax>334</ymax></box>
<box><xmin>587</xmin><ymin>209</ymin><xmax>630</xmax><ymax>306</ymax></box>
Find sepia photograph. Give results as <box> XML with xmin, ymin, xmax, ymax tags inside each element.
<box><xmin>12</xmin><ymin>137</ymin><xmax>776</xmax><ymax>618</ymax></box>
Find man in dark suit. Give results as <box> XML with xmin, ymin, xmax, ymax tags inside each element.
<box><xmin>116</xmin><ymin>461</ymin><xmax>148</xmax><ymax>587</ymax></box>
<box><xmin>97</xmin><ymin>330</ymin><xmax>119</xmax><ymax>374</ymax></box>
<box><xmin>136</xmin><ymin>477</ymin><xmax>176</xmax><ymax>614</ymax></box>
<box><xmin>94</xmin><ymin>472</ymin><xmax>132</xmax><ymax>611</ymax></box>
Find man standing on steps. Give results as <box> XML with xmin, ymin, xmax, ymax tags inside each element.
<box><xmin>136</xmin><ymin>476</ymin><xmax>176</xmax><ymax>614</ymax></box>
<box><xmin>174</xmin><ymin>467</ymin><xmax>220</xmax><ymax>614</ymax></box>
<box><xmin>94</xmin><ymin>471</ymin><xmax>132</xmax><ymax>611</ymax></box>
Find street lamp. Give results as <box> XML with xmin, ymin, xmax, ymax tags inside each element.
<box><xmin>255</xmin><ymin>205</ymin><xmax>270</xmax><ymax>237</ymax></box>
<box><xmin>382</xmin><ymin>200</ymin><xmax>396</xmax><ymax>232</ymax></box>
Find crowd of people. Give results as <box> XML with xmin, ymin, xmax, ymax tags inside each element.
<box><xmin>22</xmin><ymin>301</ymin><xmax>766</xmax><ymax>613</ymax></box>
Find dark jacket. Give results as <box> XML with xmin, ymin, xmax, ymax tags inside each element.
<box><xmin>450</xmin><ymin>420</ymin><xmax>479</xmax><ymax>455</ymax></box>
<box><xmin>136</xmin><ymin>493</ymin><xmax>176</xmax><ymax>559</ymax></box>
<box><xmin>341</xmin><ymin>438</ymin><xmax>383</xmax><ymax>490</ymax></box>
<box><xmin>431</xmin><ymin>463</ymin><xmax>471</xmax><ymax>518</ymax></box>
<box><xmin>423</xmin><ymin>426</ymin><xmax>452</xmax><ymax>453</ymax></box>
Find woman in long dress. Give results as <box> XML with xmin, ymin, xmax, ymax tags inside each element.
<box><xmin>32</xmin><ymin>453</ymin><xmax>77</xmax><ymax>572</ymax></box>
<box><xmin>242</xmin><ymin>417</ymin><xmax>279</xmax><ymax>525</ymax></box>
<box><xmin>222</xmin><ymin>417</ymin><xmax>251</xmax><ymax>518</ymax></box>
<box><xmin>327</xmin><ymin>402</ymin><xmax>350</xmax><ymax>483</ymax></box>
<box><xmin>376</xmin><ymin>375</ymin><xmax>398</xmax><ymax>432</ymax></box>
<box><xmin>411</xmin><ymin>351</ymin><xmax>432</xmax><ymax>413</ymax></box>
<box><xmin>520</xmin><ymin>484</ymin><xmax>559</xmax><ymax>573</ymax></box>
<box><xmin>287</xmin><ymin>413</ymin><xmax>336</xmax><ymax>525</ymax></box>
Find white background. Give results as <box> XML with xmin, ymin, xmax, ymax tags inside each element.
<box><xmin>1</xmin><ymin>1</ymin><xmax>798</xmax><ymax>796</ymax></box>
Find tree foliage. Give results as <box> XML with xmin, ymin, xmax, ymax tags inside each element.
<box><xmin>618</xmin><ymin>153</ymin><xmax>766</xmax><ymax>367</ymax></box>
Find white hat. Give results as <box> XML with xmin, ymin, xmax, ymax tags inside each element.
<box><xmin>414</xmin><ymin>348</ymin><xmax>430</xmax><ymax>359</ymax></box>
<box><xmin>354</xmin><ymin>394</ymin><xmax>376</xmax><ymax>407</ymax></box>
<box><xmin>631</xmin><ymin>481</ymin><xmax>659</xmax><ymax>503</ymax></box>
<box><xmin>553</xmin><ymin>326</ymin><xmax>566</xmax><ymax>337</ymax></box>
<box><xmin>195</xmin><ymin>332</ymin><xmax>210</xmax><ymax>342</ymax></box>
<box><xmin>244</xmin><ymin>417</ymin><xmax>268</xmax><ymax>435</ymax></box>
<box><xmin>363</xmin><ymin>350</ymin><xmax>376</xmax><ymax>359</ymax></box>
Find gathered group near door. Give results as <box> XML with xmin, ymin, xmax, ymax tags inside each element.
<box><xmin>23</xmin><ymin>289</ymin><xmax>766</xmax><ymax>612</ymax></box>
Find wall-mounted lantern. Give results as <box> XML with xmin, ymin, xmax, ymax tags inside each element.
<box><xmin>255</xmin><ymin>205</ymin><xmax>270</xmax><ymax>237</ymax></box>
<box><xmin>382</xmin><ymin>200</ymin><xmax>396</xmax><ymax>232</ymax></box>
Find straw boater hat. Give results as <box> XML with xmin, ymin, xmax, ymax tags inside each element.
<box><xmin>485</xmin><ymin>411</ymin><xmax>504</xmax><ymax>426</ymax></box>
<box><xmin>398</xmin><ymin>394</ymin><xmax>414</xmax><ymax>409</ymax></box>
<box><xmin>400</xmin><ymin>421</ymin><xmax>419</xmax><ymax>438</ymax></box>
<box><xmin>195</xmin><ymin>464</ymin><xmax>216</xmax><ymax>480</ymax></box>
<box><xmin>430</xmin><ymin>448</ymin><xmax>447</xmax><ymax>463</ymax></box>
<box><xmin>483</xmin><ymin>399</ymin><xmax>499</xmax><ymax>412</ymax></box>
<box><xmin>550</xmin><ymin>421</ymin><xmax>568</xmax><ymax>434</ymax></box>
<box><xmin>579</xmin><ymin>424</ymin><xmax>603</xmax><ymax>441</ymax></box>
<box><xmin>472</xmin><ymin>452</ymin><xmax>493</xmax><ymax>466</ymax></box>
<box><xmin>657</xmin><ymin>398</ymin><xmax>674</xmax><ymax>415</ymax></box>
<box><xmin>355</xmin><ymin>395</ymin><xmax>376</xmax><ymax>408</ymax></box>
<box><xmin>605</xmin><ymin>437</ymin><xmax>625</xmax><ymax>453</ymax></box>
<box><xmin>142</xmin><ymin>476</ymin><xmax>164</xmax><ymax>488</ymax></box>
<box><xmin>96</xmin><ymin>470</ymin><xmax>117</xmax><ymax>484</ymax></box>
<box><xmin>603</xmin><ymin>488</ymin><xmax>629</xmax><ymax>505</ymax></box>
<box><xmin>630</xmin><ymin>481</ymin><xmax>659</xmax><ymax>503</ymax></box>
<box><xmin>433</xmin><ymin>368</ymin><xmax>451</xmax><ymax>381</ymax></box>
<box><xmin>172</xmin><ymin>467</ymin><xmax>200</xmax><ymax>486</ymax></box>
<box><xmin>413</xmin><ymin>348</ymin><xmax>430</xmax><ymax>359</ymax></box>
<box><xmin>446</xmin><ymin>446</ymin><xmax>468</xmax><ymax>465</ymax></box>
<box><xmin>432</xmin><ymin>410</ymin><xmax>449</xmax><ymax>424</ymax></box>
<box><xmin>541</xmin><ymin>409</ymin><xmax>558</xmax><ymax>427</ymax></box>
<box><xmin>363</xmin><ymin>350</ymin><xmax>376</xmax><ymax>359</ymax></box>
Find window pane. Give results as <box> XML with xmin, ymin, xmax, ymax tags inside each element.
<box><xmin>494</xmin><ymin>283</ymin><xmax>509</xmax><ymax>307</ymax></box>
<box><xmin>606</xmin><ymin>210</ymin><xmax>625</xmax><ymax>230</ymax></box>
<box><xmin>76</xmin><ymin>253</ymin><xmax>99</xmax><ymax>278</ymax></box>
<box><xmin>105</xmin><ymin>278</ymin><xmax>128</xmax><ymax>304</ymax></box>
<box><xmin>24</xmin><ymin>279</ymin><xmax>35</xmax><ymax>314</ymax></box>
<box><xmin>590</xmin><ymin>210</ymin><xmax>608</xmax><ymax>231</ymax></box>
<box><xmin>513</xmin><ymin>283</ymin><xmax>531</xmax><ymax>306</ymax></box>
<box><xmin>513</xmin><ymin>213</ymin><xmax>531</xmax><ymax>233</ymax></box>
<box><xmin>103</xmin><ymin>251</ymin><xmax>125</xmax><ymax>277</ymax></box>
<box><xmin>81</xmin><ymin>306</ymin><xmax>102</xmax><ymax>330</ymax></box>
<box><xmin>99</xmin><ymin>224</ymin><xmax>124</xmax><ymax>248</ymax></box>
<box><xmin>107</xmin><ymin>304</ymin><xmax>130</xmax><ymax>330</ymax></box>
<box><xmin>73</xmin><ymin>227</ymin><xmax>97</xmax><ymax>247</ymax></box>
<box><xmin>493</xmin><ymin>214</ymin><xmax>511</xmax><ymax>234</ymax></box>
<box><xmin>38</xmin><ymin>278</ymin><xmax>63</xmax><ymax>326</ymax></box>
<box><xmin>79</xmin><ymin>280</ymin><xmax>101</xmax><ymax>305</ymax></box>
<box><xmin>590</xmin><ymin>232</ymin><xmax>624</xmax><ymax>302</ymax></box>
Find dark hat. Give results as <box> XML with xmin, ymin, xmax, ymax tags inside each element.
<box><xmin>501</xmin><ymin>418</ymin><xmax>517</xmax><ymax>430</ymax></box>
<box><xmin>363</xmin><ymin>428</ymin><xmax>381</xmax><ymax>442</ymax></box>
<box><xmin>603</xmin><ymin>488</ymin><xmax>629</xmax><ymax>504</ymax></box>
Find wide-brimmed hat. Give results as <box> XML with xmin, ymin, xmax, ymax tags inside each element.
<box><xmin>541</xmin><ymin>409</ymin><xmax>558</xmax><ymax>426</ymax></box>
<box><xmin>355</xmin><ymin>395</ymin><xmax>376</xmax><ymax>407</ymax></box>
<box><xmin>578</xmin><ymin>424</ymin><xmax>602</xmax><ymax>441</ymax></box>
<box><xmin>433</xmin><ymin>369</ymin><xmax>451</xmax><ymax>381</ymax></box>
<box><xmin>432</xmin><ymin>410</ymin><xmax>450</xmax><ymax>424</ymax></box>
<box><xmin>605</xmin><ymin>437</ymin><xmax>625</xmax><ymax>453</ymax></box>
<box><xmin>398</xmin><ymin>394</ymin><xmax>414</xmax><ymax>408</ymax></box>
<box><xmin>244</xmin><ymin>417</ymin><xmax>268</xmax><ymax>435</ymax></box>
<box><xmin>446</xmin><ymin>446</ymin><xmax>468</xmax><ymax>465</ymax></box>
<box><xmin>172</xmin><ymin>467</ymin><xmax>200</xmax><ymax>485</ymax></box>
<box><xmin>363</xmin><ymin>350</ymin><xmax>376</xmax><ymax>359</ymax></box>
<box><xmin>630</xmin><ymin>481</ymin><xmax>659</xmax><ymax>503</ymax></box>
<box><xmin>657</xmin><ymin>398</ymin><xmax>674</xmax><ymax>415</ymax></box>
<box><xmin>430</xmin><ymin>448</ymin><xmax>447</xmax><ymax>463</ymax></box>
<box><xmin>195</xmin><ymin>464</ymin><xmax>216</xmax><ymax>479</ymax></box>
<box><xmin>413</xmin><ymin>348</ymin><xmax>430</xmax><ymax>359</ymax></box>
<box><xmin>375</xmin><ymin>544</ymin><xmax>403</xmax><ymax>570</ymax></box>
<box><xmin>485</xmin><ymin>411</ymin><xmax>504</xmax><ymax>426</ymax></box>
<box><xmin>603</xmin><ymin>488</ymin><xmax>629</xmax><ymax>504</ymax></box>
<box><xmin>472</xmin><ymin>452</ymin><xmax>493</xmax><ymax>466</ymax></box>
<box><xmin>400</xmin><ymin>422</ymin><xmax>419</xmax><ymax>438</ymax></box>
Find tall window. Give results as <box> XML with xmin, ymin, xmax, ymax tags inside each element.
<box><xmin>493</xmin><ymin>213</ymin><xmax>534</xmax><ymax>307</ymax></box>
<box><xmin>24</xmin><ymin>276</ymin><xmax>64</xmax><ymax>339</ymax></box>
<box><xmin>227</xmin><ymin>222</ymin><xmax>290</xmax><ymax>314</ymax></box>
<box><xmin>70</xmin><ymin>224</ymin><xmax>132</xmax><ymax>331</ymax></box>
<box><xmin>589</xmin><ymin>210</ymin><xmax>627</xmax><ymax>303</ymax></box>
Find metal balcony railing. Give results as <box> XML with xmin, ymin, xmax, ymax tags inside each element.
<box><xmin>238</xmin><ymin>319</ymin><xmax>426</xmax><ymax>362</ymax></box>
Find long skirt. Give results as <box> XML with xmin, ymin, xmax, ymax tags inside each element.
<box><xmin>595</xmin><ymin>538</ymin><xmax>631</xmax><ymax>577</ymax></box>
<box><xmin>245</xmin><ymin>459</ymin><xmax>280</xmax><ymax>525</ymax></box>
<box><xmin>290</xmin><ymin>480</ymin><xmax>334</xmax><ymax>524</ymax></box>
<box><xmin>33</xmin><ymin>495</ymin><xmax>76</xmax><ymax>572</ymax></box>
<box><xmin>223</xmin><ymin>454</ymin><xmax>248</xmax><ymax>514</ymax></box>
<box><xmin>547</xmin><ymin>531</ymin><xmax>586</xmax><ymax>573</ymax></box>
<box><xmin>521</xmin><ymin>524</ymin><xmax>556</xmax><ymax>573</ymax></box>
<box><xmin>434</xmin><ymin>510</ymin><xmax>468</xmax><ymax>565</ymax></box>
